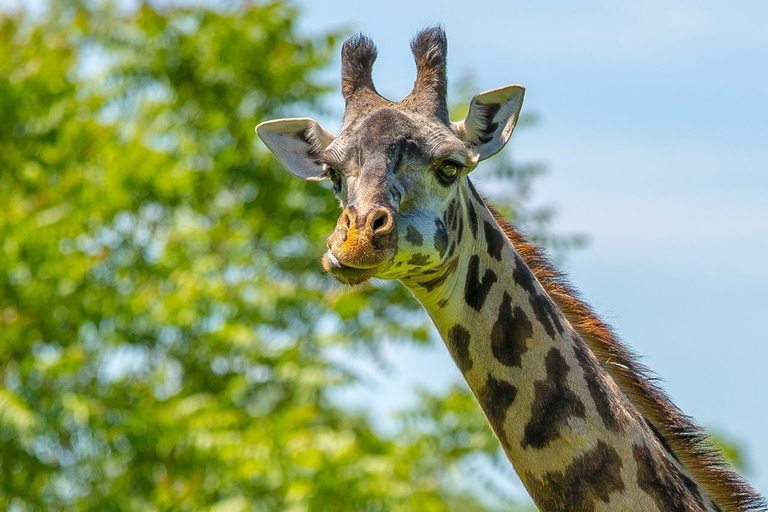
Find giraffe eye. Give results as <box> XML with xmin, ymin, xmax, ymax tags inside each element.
<box><xmin>437</xmin><ymin>160</ymin><xmax>462</xmax><ymax>184</ymax></box>
<box><xmin>327</xmin><ymin>168</ymin><xmax>342</xmax><ymax>191</ymax></box>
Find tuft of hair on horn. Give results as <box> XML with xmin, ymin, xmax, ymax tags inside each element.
<box><xmin>410</xmin><ymin>25</ymin><xmax>447</xmax><ymax>73</ymax></box>
<box><xmin>341</xmin><ymin>33</ymin><xmax>378</xmax><ymax>99</ymax></box>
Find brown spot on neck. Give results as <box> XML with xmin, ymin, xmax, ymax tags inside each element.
<box><xmin>478</xmin><ymin>375</ymin><xmax>518</xmax><ymax>451</ymax></box>
<box><xmin>490</xmin><ymin>292</ymin><xmax>532</xmax><ymax>368</ymax></box>
<box><xmin>525</xmin><ymin>440</ymin><xmax>624</xmax><ymax>512</ymax></box>
<box><xmin>464</xmin><ymin>254</ymin><xmax>497</xmax><ymax>311</ymax></box>
<box><xmin>572</xmin><ymin>335</ymin><xmax>630</xmax><ymax>432</ymax></box>
<box><xmin>634</xmin><ymin>442</ymin><xmax>708</xmax><ymax>512</ymax></box>
<box><xmin>447</xmin><ymin>324</ymin><xmax>473</xmax><ymax>373</ymax></box>
<box><xmin>522</xmin><ymin>348</ymin><xmax>586</xmax><ymax>450</ymax></box>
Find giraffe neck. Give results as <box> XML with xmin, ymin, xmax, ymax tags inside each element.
<box><xmin>400</xmin><ymin>179</ymin><xmax>718</xmax><ymax>512</ymax></box>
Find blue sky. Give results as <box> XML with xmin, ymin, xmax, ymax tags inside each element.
<box><xmin>295</xmin><ymin>0</ymin><xmax>768</xmax><ymax>498</ymax></box>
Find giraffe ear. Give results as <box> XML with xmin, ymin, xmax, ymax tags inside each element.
<box><xmin>452</xmin><ymin>85</ymin><xmax>525</xmax><ymax>162</ymax></box>
<box><xmin>256</xmin><ymin>118</ymin><xmax>336</xmax><ymax>181</ymax></box>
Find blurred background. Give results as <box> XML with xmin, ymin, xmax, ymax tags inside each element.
<box><xmin>0</xmin><ymin>1</ymin><xmax>766</xmax><ymax>511</ymax></box>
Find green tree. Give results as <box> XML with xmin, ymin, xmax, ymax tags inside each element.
<box><xmin>0</xmin><ymin>2</ymin><xmax>574</xmax><ymax>511</ymax></box>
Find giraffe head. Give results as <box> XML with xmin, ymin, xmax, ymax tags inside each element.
<box><xmin>257</xmin><ymin>27</ymin><xmax>524</xmax><ymax>285</ymax></box>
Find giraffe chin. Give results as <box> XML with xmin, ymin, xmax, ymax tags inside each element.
<box><xmin>321</xmin><ymin>251</ymin><xmax>379</xmax><ymax>285</ymax></box>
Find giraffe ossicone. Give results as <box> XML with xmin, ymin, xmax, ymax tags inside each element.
<box><xmin>257</xmin><ymin>26</ymin><xmax>766</xmax><ymax>512</ymax></box>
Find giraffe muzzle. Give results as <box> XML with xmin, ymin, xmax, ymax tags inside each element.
<box><xmin>322</xmin><ymin>205</ymin><xmax>397</xmax><ymax>283</ymax></box>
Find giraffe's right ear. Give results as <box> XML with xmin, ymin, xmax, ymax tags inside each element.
<box><xmin>256</xmin><ymin>118</ymin><xmax>336</xmax><ymax>181</ymax></box>
<box><xmin>452</xmin><ymin>85</ymin><xmax>525</xmax><ymax>162</ymax></box>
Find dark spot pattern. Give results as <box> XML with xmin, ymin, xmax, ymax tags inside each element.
<box><xmin>408</xmin><ymin>253</ymin><xmax>431</xmax><ymax>266</ymax></box>
<box><xmin>512</xmin><ymin>255</ymin><xmax>564</xmax><ymax>338</ymax></box>
<box><xmin>405</xmin><ymin>226</ymin><xmax>423</xmax><ymax>246</ymax></box>
<box><xmin>526</xmin><ymin>440</ymin><xmax>624</xmax><ymax>512</ymax></box>
<box><xmin>447</xmin><ymin>324</ymin><xmax>473</xmax><ymax>372</ymax></box>
<box><xmin>572</xmin><ymin>336</ymin><xmax>627</xmax><ymax>432</ymax></box>
<box><xmin>456</xmin><ymin>215</ymin><xmax>464</xmax><ymax>244</ymax></box>
<box><xmin>466</xmin><ymin>197</ymin><xmax>479</xmax><ymax>238</ymax></box>
<box><xmin>436</xmin><ymin>298</ymin><xmax>449</xmax><ymax>308</ymax></box>
<box><xmin>491</xmin><ymin>292</ymin><xmax>532</xmax><ymax>368</ymax></box>
<box><xmin>644</xmin><ymin>417</ymin><xmax>680</xmax><ymax>463</ymax></box>
<box><xmin>679</xmin><ymin>471</ymin><xmax>707</xmax><ymax>511</ymax></box>
<box><xmin>634</xmin><ymin>442</ymin><xmax>708</xmax><ymax>512</ymax></box>
<box><xmin>483</xmin><ymin>220</ymin><xmax>504</xmax><ymax>261</ymax></box>
<box><xmin>419</xmin><ymin>257</ymin><xmax>458</xmax><ymax>293</ymax></box>
<box><xmin>451</xmin><ymin>201</ymin><xmax>461</xmax><ymax>231</ymax></box>
<box><xmin>444</xmin><ymin>198</ymin><xmax>459</xmax><ymax>233</ymax></box>
<box><xmin>522</xmin><ymin>348</ymin><xmax>586</xmax><ymax>449</ymax></box>
<box><xmin>452</xmin><ymin>205</ymin><xmax>460</xmax><ymax>228</ymax></box>
<box><xmin>478</xmin><ymin>375</ymin><xmax>517</xmax><ymax>450</ymax></box>
<box><xmin>464</xmin><ymin>255</ymin><xmax>497</xmax><ymax>311</ymax></box>
<box><xmin>433</xmin><ymin>218</ymin><xmax>448</xmax><ymax>257</ymax></box>
<box><xmin>446</xmin><ymin>241</ymin><xmax>456</xmax><ymax>258</ymax></box>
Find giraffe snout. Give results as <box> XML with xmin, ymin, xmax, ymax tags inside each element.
<box><xmin>326</xmin><ymin>205</ymin><xmax>397</xmax><ymax>269</ymax></box>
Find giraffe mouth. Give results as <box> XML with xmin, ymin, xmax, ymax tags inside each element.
<box><xmin>321</xmin><ymin>251</ymin><xmax>380</xmax><ymax>285</ymax></box>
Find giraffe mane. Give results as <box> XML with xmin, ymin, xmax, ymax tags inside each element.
<box><xmin>485</xmin><ymin>202</ymin><xmax>767</xmax><ymax>512</ymax></box>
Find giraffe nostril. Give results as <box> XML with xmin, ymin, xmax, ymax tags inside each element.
<box><xmin>338</xmin><ymin>209</ymin><xmax>353</xmax><ymax>230</ymax></box>
<box><xmin>372</xmin><ymin>214</ymin><xmax>386</xmax><ymax>232</ymax></box>
<box><xmin>370</xmin><ymin>208</ymin><xmax>394</xmax><ymax>236</ymax></box>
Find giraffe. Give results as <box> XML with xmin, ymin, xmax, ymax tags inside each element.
<box><xmin>256</xmin><ymin>27</ymin><xmax>766</xmax><ymax>512</ymax></box>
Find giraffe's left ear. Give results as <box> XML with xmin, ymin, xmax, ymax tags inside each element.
<box><xmin>452</xmin><ymin>85</ymin><xmax>525</xmax><ymax>162</ymax></box>
<box><xmin>256</xmin><ymin>117</ymin><xmax>336</xmax><ymax>181</ymax></box>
